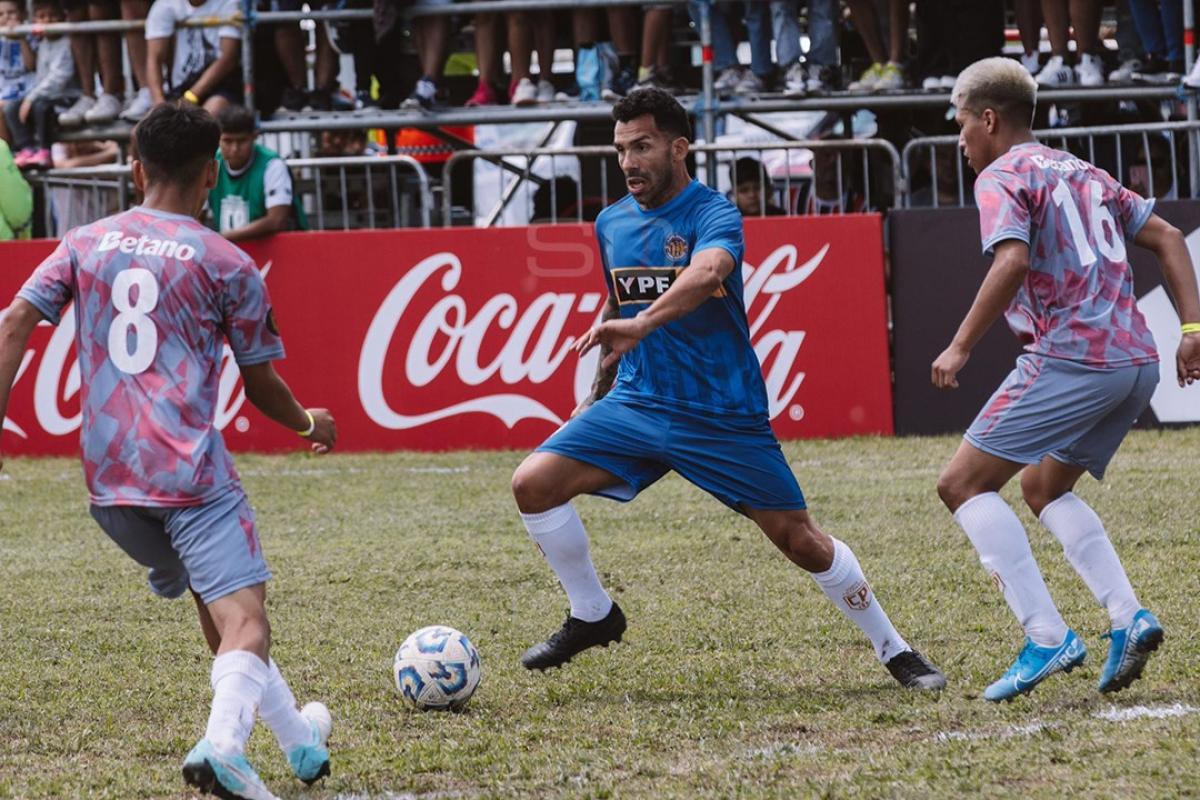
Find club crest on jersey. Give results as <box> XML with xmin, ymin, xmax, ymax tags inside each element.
<box><xmin>843</xmin><ymin>581</ymin><xmax>873</xmax><ymax>611</ymax></box>
<box><xmin>664</xmin><ymin>233</ymin><xmax>689</xmax><ymax>262</ymax></box>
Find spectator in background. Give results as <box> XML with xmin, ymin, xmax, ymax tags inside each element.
<box><xmin>57</xmin><ymin>0</ymin><xmax>151</xmax><ymax>127</ymax></box>
<box><xmin>731</xmin><ymin>156</ymin><xmax>786</xmax><ymax>216</ymax></box>
<box><xmin>914</xmin><ymin>0</ymin><xmax>1004</xmax><ymax>91</ymax></box>
<box><xmin>272</xmin><ymin>0</ymin><xmax>345</xmax><ymax>111</ymax></box>
<box><xmin>846</xmin><ymin>0</ymin><xmax>909</xmax><ymax>90</ymax></box>
<box><xmin>48</xmin><ymin>137</ymin><xmax>119</xmax><ymax>234</ymax></box>
<box><xmin>146</xmin><ymin>0</ymin><xmax>241</xmax><ymax>116</ymax></box>
<box><xmin>4</xmin><ymin>0</ymin><xmax>79</xmax><ymax>170</ymax></box>
<box><xmin>1126</xmin><ymin>0</ymin><xmax>1184</xmax><ymax>82</ymax></box>
<box><xmin>601</xmin><ymin>6</ymin><xmax>639</xmax><ymax>98</ymax></box>
<box><xmin>509</xmin><ymin>10</ymin><xmax>556</xmax><ymax>105</ymax></box>
<box><xmin>317</xmin><ymin>127</ymin><xmax>382</xmax><ymax>157</ymax></box>
<box><xmin>1033</xmin><ymin>0</ymin><xmax>1104</xmax><ymax>86</ymax></box>
<box><xmin>209</xmin><ymin>104</ymin><xmax>308</xmax><ymax>241</ymax></box>
<box><xmin>571</xmin><ymin>10</ymin><xmax>619</xmax><ymax>101</ymax></box>
<box><xmin>401</xmin><ymin>0</ymin><xmax>450</xmax><ymax>110</ymax></box>
<box><xmin>0</xmin><ymin>137</ymin><xmax>33</xmax><ymax>238</ymax></box>
<box><xmin>0</xmin><ymin>0</ymin><xmax>35</xmax><ymax>144</ymax></box>
<box><xmin>637</xmin><ymin>5</ymin><xmax>675</xmax><ymax>90</ymax></box>
<box><xmin>466</xmin><ymin>11</ymin><xmax>504</xmax><ymax>106</ymax></box>
<box><xmin>780</xmin><ymin>0</ymin><xmax>839</xmax><ymax>96</ymax></box>
<box><xmin>1015</xmin><ymin>0</ymin><xmax>1042</xmax><ymax>74</ymax></box>
<box><xmin>705</xmin><ymin>2</ymin><xmax>774</xmax><ymax>96</ymax></box>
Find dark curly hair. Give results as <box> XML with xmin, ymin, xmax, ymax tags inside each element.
<box><xmin>132</xmin><ymin>103</ymin><xmax>221</xmax><ymax>187</ymax></box>
<box><xmin>611</xmin><ymin>87</ymin><xmax>692</xmax><ymax>142</ymax></box>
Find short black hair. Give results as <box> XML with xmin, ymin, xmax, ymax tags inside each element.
<box><xmin>612</xmin><ymin>87</ymin><xmax>692</xmax><ymax>142</ymax></box>
<box><xmin>732</xmin><ymin>157</ymin><xmax>768</xmax><ymax>188</ymax></box>
<box><xmin>132</xmin><ymin>103</ymin><xmax>220</xmax><ymax>187</ymax></box>
<box><xmin>30</xmin><ymin>0</ymin><xmax>62</xmax><ymax>14</ymax></box>
<box><xmin>216</xmin><ymin>104</ymin><xmax>256</xmax><ymax>136</ymax></box>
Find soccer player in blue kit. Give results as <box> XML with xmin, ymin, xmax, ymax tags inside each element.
<box><xmin>510</xmin><ymin>88</ymin><xmax>946</xmax><ymax>691</ymax></box>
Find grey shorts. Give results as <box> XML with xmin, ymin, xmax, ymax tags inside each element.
<box><xmin>966</xmin><ymin>354</ymin><xmax>1160</xmax><ymax>480</ymax></box>
<box><xmin>90</xmin><ymin>489</ymin><xmax>271</xmax><ymax>605</ymax></box>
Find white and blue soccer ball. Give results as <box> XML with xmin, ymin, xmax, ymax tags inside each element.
<box><xmin>393</xmin><ymin>625</ymin><xmax>482</xmax><ymax>711</ymax></box>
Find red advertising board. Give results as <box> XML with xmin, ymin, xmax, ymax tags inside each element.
<box><xmin>0</xmin><ymin>216</ymin><xmax>892</xmax><ymax>455</ymax></box>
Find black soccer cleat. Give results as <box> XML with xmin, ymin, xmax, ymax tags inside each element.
<box><xmin>521</xmin><ymin>603</ymin><xmax>627</xmax><ymax>671</ymax></box>
<box><xmin>885</xmin><ymin>648</ymin><xmax>947</xmax><ymax>691</ymax></box>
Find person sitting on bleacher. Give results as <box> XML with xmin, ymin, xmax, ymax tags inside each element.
<box><xmin>208</xmin><ymin>104</ymin><xmax>307</xmax><ymax>242</ymax></box>
<box><xmin>145</xmin><ymin>0</ymin><xmax>241</xmax><ymax>115</ymax></box>
<box><xmin>731</xmin><ymin>157</ymin><xmax>786</xmax><ymax>217</ymax></box>
<box><xmin>4</xmin><ymin>0</ymin><xmax>79</xmax><ymax>170</ymax></box>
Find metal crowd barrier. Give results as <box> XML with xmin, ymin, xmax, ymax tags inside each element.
<box><xmin>27</xmin><ymin>155</ymin><xmax>432</xmax><ymax>235</ymax></box>
<box><xmin>442</xmin><ymin>140</ymin><xmax>903</xmax><ymax>227</ymax></box>
<box><xmin>902</xmin><ymin>120</ymin><xmax>1200</xmax><ymax>208</ymax></box>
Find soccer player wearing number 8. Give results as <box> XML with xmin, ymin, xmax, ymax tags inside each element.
<box><xmin>511</xmin><ymin>88</ymin><xmax>946</xmax><ymax>692</ymax></box>
<box><xmin>0</xmin><ymin>105</ymin><xmax>337</xmax><ymax>800</ymax></box>
<box><xmin>934</xmin><ymin>57</ymin><xmax>1200</xmax><ymax>702</ymax></box>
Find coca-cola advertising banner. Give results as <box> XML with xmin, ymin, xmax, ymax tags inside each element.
<box><xmin>0</xmin><ymin>216</ymin><xmax>892</xmax><ymax>454</ymax></box>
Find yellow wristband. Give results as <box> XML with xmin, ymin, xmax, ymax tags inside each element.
<box><xmin>1182</xmin><ymin>322</ymin><xmax>1200</xmax><ymax>335</ymax></box>
<box><xmin>297</xmin><ymin>409</ymin><xmax>315</xmax><ymax>437</ymax></box>
<box><xmin>183</xmin><ymin>90</ymin><xmax>200</xmax><ymax>104</ymax></box>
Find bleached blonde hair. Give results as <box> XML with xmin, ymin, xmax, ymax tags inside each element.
<box><xmin>951</xmin><ymin>57</ymin><xmax>1037</xmax><ymax>127</ymax></box>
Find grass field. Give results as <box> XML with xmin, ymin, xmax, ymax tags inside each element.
<box><xmin>1</xmin><ymin>429</ymin><xmax>1198</xmax><ymax>799</ymax></box>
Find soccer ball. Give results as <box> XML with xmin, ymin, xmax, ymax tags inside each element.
<box><xmin>393</xmin><ymin>625</ymin><xmax>482</xmax><ymax>711</ymax></box>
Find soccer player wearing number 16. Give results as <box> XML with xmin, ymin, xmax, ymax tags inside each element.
<box><xmin>0</xmin><ymin>105</ymin><xmax>337</xmax><ymax>800</ymax></box>
<box><xmin>935</xmin><ymin>58</ymin><xmax>1200</xmax><ymax>702</ymax></box>
<box><xmin>511</xmin><ymin>88</ymin><xmax>945</xmax><ymax>691</ymax></box>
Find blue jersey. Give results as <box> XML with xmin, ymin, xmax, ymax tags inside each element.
<box><xmin>594</xmin><ymin>179</ymin><xmax>767</xmax><ymax>417</ymax></box>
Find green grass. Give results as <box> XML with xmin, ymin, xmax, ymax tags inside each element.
<box><xmin>1</xmin><ymin>430</ymin><xmax>1198</xmax><ymax>799</ymax></box>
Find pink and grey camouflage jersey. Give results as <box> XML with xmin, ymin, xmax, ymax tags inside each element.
<box><xmin>17</xmin><ymin>207</ymin><xmax>284</xmax><ymax>507</ymax></box>
<box><xmin>974</xmin><ymin>141</ymin><xmax>1159</xmax><ymax>367</ymax></box>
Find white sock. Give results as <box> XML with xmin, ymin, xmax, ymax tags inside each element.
<box><xmin>954</xmin><ymin>492</ymin><xmax>1068</xmax><ymax>647</ymax></box>
<box><xmin>206</xmin><ymin>650</ymin><xmax>269</xmax><ymax>756</ymax></box>
<box><xmin>521</xmin><ymin>503</ymin><xmax>613</xmax><ymax>623</ymax></box>
<box><xmin>1040</xmin><ymin>492</ymin><xmax>1140</xmax><ymax>629</ymax></box>
<box><xmin>811</xmin><ymin>538</ymin><xmax>910</xmax><ymax>663</ymax></box>
<box><xmin>258</xmin><ymin>659</ymin><xmax>313</xmax><ymax>753</ymax></box>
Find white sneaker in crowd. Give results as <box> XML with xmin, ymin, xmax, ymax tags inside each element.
<box><xmin>714</xmin><ymin>65</ymin><xmax>744</xmax><ymax>95</ymax></box>
<box><xmin>921</xmin><ymin>75</ymin><xmax>942</xmax><ymax>90</ymax></box>
<box><xmin>1021</xmin><ymin>51</ymin><xmax>1041</xmax><ymax>75</ymax></box>
<box><xmin>58</xmin><ymin>95</ymin><xmax>96</xmax><ymax>128</ymax></box>
<box><xmin>734</xmin><ymin>70</ymin><xmax>765</xmax><ymax>95</ymax></box>
<box><xmin>536</xmin><ymin>79</ymin><xmax>556</xmax><ymax>103</ymax></box>
<box><xmin>783</xmin><ymin>62</ymin><xmax>806</xmax><ymax>97</ymax></box>
<box><xmin>1076</xmin><ymin>52</ymin><xmax>1105</xmax><ymax>87</ymax></box>
<box><xmin>874</xmin><ymin>62</ymin><xmax>905</xmax><ymax>90</ymax></box>
<box><xmin>512</xmin><ymin>77</ymin><xmax>539</xmax><ymax>106</ymax></box>
<box><xmin>940</xmin><ymin>74</ymin><xmax>957</xmax><ymax>90</ymax></box>
<box><xmin>83</xmin><ymin>92</ymin><xmax>122</xmax><ymax>124</ymax></box>
<box><xmin>1109</xmin><ymin>58</ymin><xmax>1142</xmax><ymax>83</ymax></box>
<box><xmin>805</xmin><ymin>63</ymin><xmax>832</xmax><ymax>93</ymax></box>
<box><xmin>121</xmin><ymin>87</ymin><xmax>154</xmax><ymax>122</ymax></box>
<box><xmin>1035</xmin><ymin>54</ymin><xmax>1075</xmax><ymax>86</ymax></box>
<box><xmin>1184</xmin><ymin>58</ymin><xmax>1200</xmax><ymax>89</ymax></box>
<box><xmin>849</xmin><ymin>62</ymin><xmax>884</xmax><ymax>91</ymax></box>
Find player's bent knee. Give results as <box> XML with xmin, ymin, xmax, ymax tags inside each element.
<box><xmin>511</xmin><ymin>462</ymin><xmax>558</xmax><ymax>514</ymax></box>
<box><xmin>936</xmin><ymin>469</ymin><xmax>970</xmax><ymax>511</ymax></box>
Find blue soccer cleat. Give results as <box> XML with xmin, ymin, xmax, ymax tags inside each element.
<box><xmin>286</xmin><ymin>701</ymin><xmax>332</xmax><ymax>785</ymax></box>
<box><xmin>182</xmin><ymin>738</ymin><xmax>279</xmax><ymax>800</ymax></box>
<box><xmin>983</xmin><ymin>629</ymin><xmax>1087</xmax><ymax>702</ymax></box>
<box><xmin>1098</xmin><ymin>608</ymin><xmax>1164</xmax><ymax>694</ymax></box>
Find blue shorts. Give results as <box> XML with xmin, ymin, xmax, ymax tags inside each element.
<box><xmin>966</xmin><ymin>354</ymin><xmax>1159</xmax><ymax>480</ymax></box>
<box><xmin>90</xmin><ymin>489</ymin><xmax>271</xmax><ymax>605</ymax></box>
<box><xmin>536</xmin><ymin>394</ymin><xmax>807</xmax><ymax>514</ymax></box>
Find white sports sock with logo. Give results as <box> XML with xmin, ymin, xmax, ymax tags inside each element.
<box><xmin>205</xmin><ymin>650</ymin><xmax>269</xmax><ymax>757</ymax></box>
<box><xmin>521</xmin><ymin>503</ymin><xmax>613</xmax><ymax>623</ymax></box>
<box><xmin>258</xmin><ymin>659</ymin><xmax>313</xmax><ymax>753</ymax></box>
<box><xmin>1039</xmin><ymin>492</ymin><xmax>1140</xmax><ymax>629</ymax></box>
<box><xmin>811</xmin><ymin>538</ymin><xmax>910</xmax><ymax>663</ymax></box>
<box><xmin>954</xmin><ymin>492</ymin><xmax>1068</xmax><ymax>647</ymax></box>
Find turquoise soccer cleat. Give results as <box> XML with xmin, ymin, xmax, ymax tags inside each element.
<box><xmin>1098</xmin><ymin>608</ymin><xmax>1164</xmax><ymax>694</ymax></box>
<box><xmin>182</xmin><ymin>738</ymin><xmax>279</xmax><ymax>800</ymax></box>
<box><xmin>286</xmin><ymin>701</ymin><xmax>332</xmax><ymax>785</ymax></box>
<box><xmin>983</xmin><ymin>629</ymin><xmax>1087</xmax><ymax>702</ymax></box>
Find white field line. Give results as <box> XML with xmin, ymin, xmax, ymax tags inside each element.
<box><xmin>1094</xmin><ymin>703</ymin><xmax>1200</xmax><ymax>722</ymax></box>
<box><xmin>934</xmin><ymin>721</ymin><xmax>1049</xmax><ymax>743</ymax></box>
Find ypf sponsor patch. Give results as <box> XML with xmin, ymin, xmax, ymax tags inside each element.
<box><xmin>843</xmin><ymin>581</ymin><xmax>873</xmax><ymax>611</ymax></box>
<box><xmin>611</xmin><ymin>267</ymin><xmax>680</xmax><ymax>306</ymax></box>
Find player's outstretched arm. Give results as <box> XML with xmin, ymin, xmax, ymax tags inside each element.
<box><xmin>1133</xmin><ymin>214</ymin><xmax>1200</xmax><ymax>386</ymax></box>
<box><xmin>239</xmin><ymin>361</ymin><xmax>337</xmax><ymax>454</ymax></box>
<box><xmin>0</xmin><ymin>299</ymin><xmax>45</xmax><ymax>471</ymax></box>
<box><xmin>932</xmin><ymin>239</ymin><xmax>1031</xmax><ymax>390</ymax></box>
<box><xmin>574</xmin><ymin>248</ymin><xmax>734</xmax><ymax>371</ymax></box>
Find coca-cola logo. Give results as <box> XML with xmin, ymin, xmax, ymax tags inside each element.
<box><xmin>358</xmin><ymin>243</ymin><xmax>828</xmax><ymax>428</ymax></box>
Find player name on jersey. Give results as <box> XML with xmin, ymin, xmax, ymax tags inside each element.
<box><xmin>97</xmin><ymin>230</ymin><xmax>197</xmax><ymax>260</ymax></box>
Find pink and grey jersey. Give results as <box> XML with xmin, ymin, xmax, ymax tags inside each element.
<box><xmin>17</xmin><ymin>207</ymin><xmax>283</xmax><ymax>507</ymax></box>
<box><xmin>974</xmin><ymin>141</ymin><xmax>1158</xmax><ymax>367</ymax></box>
